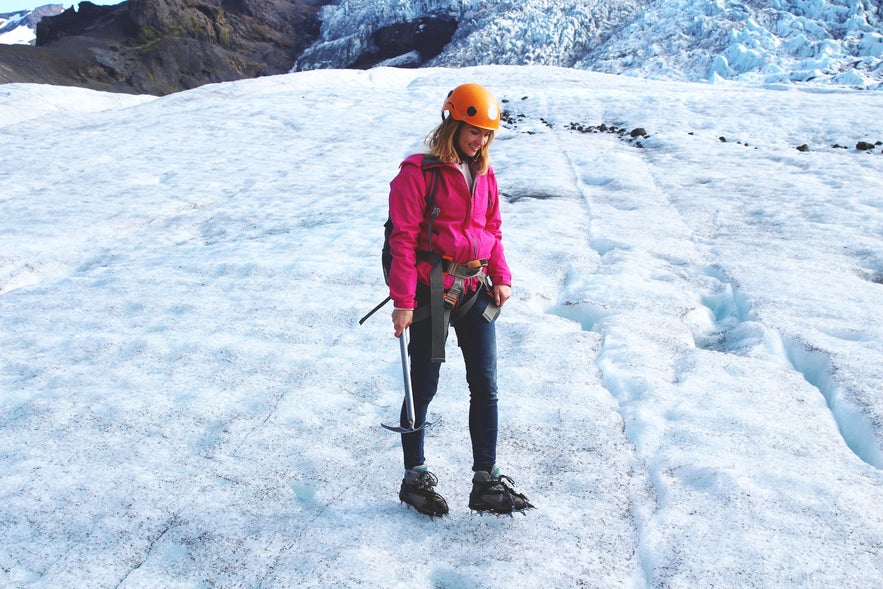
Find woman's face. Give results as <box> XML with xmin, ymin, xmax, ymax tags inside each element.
<box><xmin>456</xmin><ymin>123</ymin><xmax>493</xmax><ymax>158</ymax></box>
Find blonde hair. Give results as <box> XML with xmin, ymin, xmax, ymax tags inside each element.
<box><xmin>426</xmin><ymin>117</ymin><xmax>494</xmax><ymax>175</ymax></box>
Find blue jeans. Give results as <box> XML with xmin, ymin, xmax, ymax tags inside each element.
<box><xmin>401</xmin><ymin>293</ymin><xmax>498</xmax><ymax>472</ymax></box>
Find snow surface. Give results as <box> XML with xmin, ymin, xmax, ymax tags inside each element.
<box><xmin>1</xmin><ymin>66</ymin><xmax>882</xmax><ymax>587</ymax></box>
<box><xmin>0</xmin><ymin>11</ymin><xmax>33</xmax><ymax>45</ymax></box>
<box><xmin>0</xmin><ymin>83</ymin><xmax>152</xmax><ymax>126</ymax></box>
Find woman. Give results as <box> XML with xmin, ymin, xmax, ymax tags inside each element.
<box><xmin>387</xmin><ymin>83</ymin><xmax>532</xmax><ymax>516</ymax></box>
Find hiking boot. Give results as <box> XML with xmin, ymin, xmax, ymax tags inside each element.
<box><xmin>399</xmin><ymin>465</ymin><xmax>449</xmax><ymax>517</ymax></box>
<box><xmin>469</xmin><ymin>467</ymin><xmax>534</xmax><ymax>514</ymax></box>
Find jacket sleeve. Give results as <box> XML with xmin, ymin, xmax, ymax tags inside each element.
<box><xmin>387</xmin><ymin>160</ymin><xmax>426</xmax><ymax>309</ymax></box>
<box><xmin>484</xmin><ymin>167</ymin><xmax>512</xmax><ymax>287</ymax></box>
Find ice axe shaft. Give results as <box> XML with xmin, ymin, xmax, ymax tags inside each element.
<box><xmin>381</xmin><ymin>328</ymin><xmax>429</xmax><ymax>434</ymax></box>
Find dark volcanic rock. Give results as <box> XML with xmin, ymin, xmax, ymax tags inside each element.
<box><xmin>0</xmin><ymin>0</ymin><xmax>325</xmax><ymax>95</ymax></box>
<box><xmin>351</xmin><ymin>15</ymin><xmax>458</xmax><ymax>69</ymax></box>
<box><xmin>36</xmin><ymin>2</ymin><xmax>119</xmax><ymax>44</ymax></box>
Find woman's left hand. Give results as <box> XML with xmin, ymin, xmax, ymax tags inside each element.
<box><xmin>492</xmin><ymin>284</ymin><xmax>512</xmax><ymax>307</ymax></box>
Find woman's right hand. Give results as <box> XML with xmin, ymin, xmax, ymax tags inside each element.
<box><xmin>392</xmin><ymin>309</ymin><xmax>413</xmax><ymax>338</ymax></box>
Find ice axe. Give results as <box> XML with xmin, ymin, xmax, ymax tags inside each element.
<box><xmin>381</xmin><ymin>327</ymin><xmax>429</xmax><ymax>434</ymax></box>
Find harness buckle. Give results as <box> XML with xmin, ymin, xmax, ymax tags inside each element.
<box><xmin>444</xmin><ymin>276</ymin><xmax>465</xmax><ymax>309</ymax></box>
<box><xmin>442</xmin><ymin>258</ymin><xmax>488</xmax><ymax>278</ymax></box>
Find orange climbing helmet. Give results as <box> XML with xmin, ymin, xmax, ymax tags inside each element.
<box><xmin>441</xmin><ymin>83</ymin><xmax>501</xmax><ymax>131</ymax></box>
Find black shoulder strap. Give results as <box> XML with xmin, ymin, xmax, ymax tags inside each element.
<box><xmin>414</xmin><ymin>155</ymin><xmax>450</xmax><ymax>362</ymax></box>
<box><xmin>422</xmin><ymin>156</ymin><xmax>442</xmax><ymax>254</ymax></box>
<box><xmin>417</xmin><ymin>156</ymin><xmax>448</xmax><ymax>361</ymax></box>
<box><xmin>359</xmin><ymin>157</ymin><xmax>443</xmax><ymax>327</ymax></box>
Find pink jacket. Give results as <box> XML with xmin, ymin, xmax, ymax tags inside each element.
<box><xmin>388</xmin><ymin>154</ymin><xmax>512</xmax><ymax>310</ymax></box>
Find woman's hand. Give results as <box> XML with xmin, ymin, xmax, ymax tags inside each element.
<box><xmin>492</xmin><ymin>284</ymin><xmax>512</xmax><ymax>307</ymax></box>
<box><xmin>392</xmin><ymin>308</ymin><xmax>413</xmax><ymax>338</ymax></box>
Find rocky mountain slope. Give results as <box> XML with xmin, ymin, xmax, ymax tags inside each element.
<box><xmin>0</xmin><ymin>0</ymin><xmax>323</xmax><ymax>95</ymax></box>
